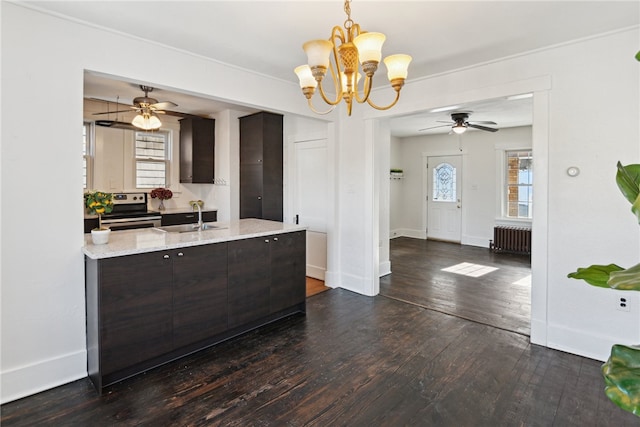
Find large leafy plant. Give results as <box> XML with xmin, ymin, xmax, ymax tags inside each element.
<box><xmin>568</xmin><ymin>162</ymin><xmax>640</xmax><ymax>416</ymax></box>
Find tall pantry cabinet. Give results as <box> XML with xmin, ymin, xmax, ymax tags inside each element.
<box><xmin>239</xmin><ymin>112</ymin><xmax>283</xmax><ymax>221</ymax></box>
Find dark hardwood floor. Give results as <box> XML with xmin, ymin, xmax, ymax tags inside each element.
<box><xmin>2</xmin><ymin>288</ymin><xmax>637</xmax><ymax>425</ymax></box>
<box><xmin>381</xmin><ymin>237</ymin><xmax>532</xmax><ymax>335</ymax></box>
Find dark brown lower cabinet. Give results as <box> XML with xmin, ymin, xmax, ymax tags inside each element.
<box><xmin>270</xmin><ymin>232</ymin><xmax>306</xmax><ymax>313</ymax></box>
<box><xmin>228</xmin><ymin>237</ymin><xmax>271</xmax><ymax>328</ymax></box>
<box><xmin>94</xmin><ymin>251</ymin><xmax>174</xmax><ymax>377</ymax></box>
<box><xmin>172</xmin><ymin>244</ymin><xmax>228</xmax><ymax>348</ymax></box>
<box><xmin>228</xmin><ymin>231</ymin><xmax>306</xmax><ymax>328</ymax></box>
<box><xmin>85</xmin><ymin>231</ymin><xmax>305</xmax><ymax>393</ymax></box>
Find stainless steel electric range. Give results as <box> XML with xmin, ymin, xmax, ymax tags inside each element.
<box><xmin>84</xmin><ymin>192</ymin><xmax>161</xmax><ymax>232</ymax></box>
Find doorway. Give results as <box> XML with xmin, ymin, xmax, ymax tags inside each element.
<box><xmin>426</xmin><ymin>155</ymin><xmax>462</xmax><ymax>242</ymax></box>
<box><xmin>291</xmin><ymin>138</ymin><xmax>328</xmax><ymax>281</ymax></box>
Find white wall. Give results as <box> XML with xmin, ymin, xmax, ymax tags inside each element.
<box><xmin>0</xmin><ymin>3</ymin><xmax>320</xmax><ymax>404</ymax></box>
<box><xmin>391</xmin><ymin>126</ymin><xmax>532</xmax><ymax>246</ymax></box>
<box><xmin>353</xmin><ymin>27</ymin><xmax>640</xmax><ymax>360</ymax></box>
<box><xmin>2</xmin><ymin>1</ymin><xmax>639</xmax><ymax>404</ymax></box>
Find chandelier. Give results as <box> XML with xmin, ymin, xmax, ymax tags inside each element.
<box><xmin>294</xmin><ymin>0</ymin><xmax>412</xmax><ymax>116</ymax></box>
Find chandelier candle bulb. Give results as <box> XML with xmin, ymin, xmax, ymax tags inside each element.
<box><xmin>384</xmin><ymin>54</ymin><xmax>412</xmax><ymax>81</ymax></box>
<box><xmin>303</xmin><ymin>40</ymin><xmax>333</xmax><ymax>70</ymax></box>
<box><xmin>294</xmin><ymin>65</ymin><xmax>317</xmax><ymax>89</ymax></box>
<box><xmin>353</xmin><ymin>32</ymin><xmax>385</xmax><ymax>64</ymax></box>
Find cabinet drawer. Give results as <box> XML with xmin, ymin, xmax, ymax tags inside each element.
<box><xmin>161</xmin><ymin>211</ymin><xmax>217</xmax><ymax>226</ymax></box>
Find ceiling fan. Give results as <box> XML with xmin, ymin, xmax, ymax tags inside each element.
<box><xmin>419</xmin><ymin>112</ymin><xmax>499</xmax><ymax>134</ymax></box>
<box><xmin>93</xmin><ymin>85</ymin><xmax>178</xmax><ymax>130</ymax></box>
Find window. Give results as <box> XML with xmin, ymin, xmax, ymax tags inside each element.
<box><xmin>135</xmin><ymin>131</ymin><xmax>169</xmax><ymax>188</ymax></box>
<box><xmin>506</xmin><ymin>150</ymin><xmax>532</xmax><ymax>219</ymax></box>
<box><xmin>83</xmin><ymin>122</ymin><xmax>92</xmax><ymax>189</ymax></box>
<box><xmin>433</xmin><ymin>162</ymin><xmax>457</xmax><ymax>201</ymax></box>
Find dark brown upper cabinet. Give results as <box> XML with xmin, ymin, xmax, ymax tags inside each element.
<box><xmin>239</xmin><ymin>112</ymin><xmax>283</xmax><ymax>221</ymax></box>
<box><xmin>180</xmin><ymin>117</ymin><xmax>215</xmax><ymax>183</ymax></box>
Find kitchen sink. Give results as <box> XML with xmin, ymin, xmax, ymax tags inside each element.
<box><xmin>152</xmin><ymin>223</ymin><xmax>226</xmax><ymax>233</ymax></box>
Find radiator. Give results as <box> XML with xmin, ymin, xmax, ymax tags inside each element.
<box><xmin>490</xmin><ymin>226</ymin><xmax>531</xmax><ymax>255</ymax></box>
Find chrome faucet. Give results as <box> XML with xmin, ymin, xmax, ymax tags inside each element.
<box><xmin>191</xmin><ymin>201</ymin><xmax>203</xmax><ymax>230</ymax></box>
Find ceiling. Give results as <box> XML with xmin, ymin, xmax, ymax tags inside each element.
<box><xmin>23</xmin><ymin>0</ymin><xmax>639</xmax><ymax>136</ymax></box>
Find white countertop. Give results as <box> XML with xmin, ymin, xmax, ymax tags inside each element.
<box><xmin>83</xmin><ymin>218</ymin><xmax>306</xmax><ymax>259</ymax></box>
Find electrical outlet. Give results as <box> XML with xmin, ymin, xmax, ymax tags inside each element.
<box><xmin>616</xmin><ymin>296</ymin><xmax>631</xmax><ymax>312</ymax></box>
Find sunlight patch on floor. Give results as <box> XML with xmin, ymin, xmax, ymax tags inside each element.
<box><xmin>441</xmin><ymin>262</ymin><xmax>498</xmax><ymax>277</ymax></box>
<box><xmin>513</xmin><ymin>275</ymin><xmax>531</xmax><ymax>286</ymax></box>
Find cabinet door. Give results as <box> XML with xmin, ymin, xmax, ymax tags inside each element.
<box><xmin>161</xmin><ymin>211</ymin><xmax>218</xmax><ymax>226</ymax></box>
<box><xmin>173</xmin><ymin>244</ymin><xmax>228</xmax><ymax>348</ymax></box>
<box><xmin>180</xmin><ymin>117</ymin><xmax>215</xmax><ymax>183</ymax></box>
<box><xmin>161</xmin><ymin>212</ymin><xmax>198</xmax><ymax>226</ymax></box>
<box><xmin>270</xmin><ymin>232</ymin><xmax>306</xmax><ymax>313</ymax></box>
<box><xmin>240</xmin><ymin>164</ymin><xmax>263</xmax><ymax>219</ymax></box>
<box><xmin>192</xmin><ymin>118</ymin><xmax>215</xmax><ymax>183</ymax></box>
<box><xmin>227</xmin><ymin>237</ymin><xmax>270</xmax><ymax>328</ymax></box>
<box><xmin>99</xmin><ymin>252</ymin><xmax>173</xmax><ymax>374</ymax></box>
<box><xmin>179</xmin><ymin>118</ymin><xmax>194</xmax><ymax>183</ymax></box>
<box><xmin>239</xmin><ymin>113</ymin><xmax>264</xmax><ymax>164</ymax></box>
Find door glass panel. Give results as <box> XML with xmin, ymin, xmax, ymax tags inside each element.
<box><xmin>433</xmin><ymin>162</ymin><xmax>456</xmax><ymax>201</ymax></box>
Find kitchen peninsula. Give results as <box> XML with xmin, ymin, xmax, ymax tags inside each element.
<box><xmin>83</xmin><ymin>218</ymin><xmax>306</xmax><ymax>392</ymax></box>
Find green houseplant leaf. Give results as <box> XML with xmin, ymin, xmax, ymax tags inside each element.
<box><xmin>567</xmin><ymin>264</ymin><xmax>625</xmax><ymax>288</ymax></box>
<box><xmin>609</xmin><ymin>262</ymin><xmax>640</xmax><ymax>291</ymax></box>
<box><xmin>568</xmin><ymin>160</ymin><xmax>640</xmax><ymax>417</ymax></box>
<box><xmin>603</xmin><ymin>344</ymin><xmax>640</xmax><ymax>416</ymax></box>
<box><xmin>616</xmin><ymin>162</ymin><xmax>640</xmax><ymax>223</ymax></box>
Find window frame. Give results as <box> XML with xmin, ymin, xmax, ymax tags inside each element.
<box><xmin>83</xmin><ymin>121</ymin><xmax>94</xmax><ymax>190</ymax></box>
<box><xmin>495</xmin><ymin>144</ymin><xmax>533</xmax><ymax>226</ymax></box>
<box><xmin>134</xmin><ymin>130</ymin><xmax>171</xmax><ymax>189</ymax></box>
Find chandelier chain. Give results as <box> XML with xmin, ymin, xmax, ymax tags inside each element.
<box><xmin>343</xmin><ymin>0</ymin><xmax>353</xmax><ymax>30</ymax></box>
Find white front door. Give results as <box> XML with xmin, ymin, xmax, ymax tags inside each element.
<box><xmin>427</xmin><ymin>155</ymin><xmax>462</xmax><ymax>242</ymax></box>
<box><xmin>293</xmin><ymin>139</ymin><xmax>328</xmax><ymax>280</ymax></box>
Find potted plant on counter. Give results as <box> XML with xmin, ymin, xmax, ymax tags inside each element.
<box><xmin>85</xmin><ymin>190</ymin><xmax>114</xmax><ymax>245</ymax></box>
<box><xmin>150</xmin><ymin>187</ymin><xmax>173</xmax><ymax>211</ymax></box>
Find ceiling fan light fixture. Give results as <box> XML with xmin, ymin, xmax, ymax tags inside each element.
<box><xmin>132</xmin><ymin>112</ymin><xmax>161</xmax><ymax>130</ymax></box>
<box><xmin>295</xmin><ymin>0</ymin><xmax>411</xmax><ymax>116</ymax></box>
<box><xmin>452</xmin><ymin>123</ymin><xmax>467</xmax><ymax>134</ymax></box>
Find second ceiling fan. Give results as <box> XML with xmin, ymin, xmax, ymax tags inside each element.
<box><xmin>420</xmin><ymin>112</ymin><xmax>499</xmax><ymax>134</ymax></box>
<box><xmin>94</xmin><ymin>85</ymin><xmax>178</xmax><ymax>130</ymax></box>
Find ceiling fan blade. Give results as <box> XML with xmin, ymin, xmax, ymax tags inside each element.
<box><xmin>151</xmin><ymin>101</ymin><xmax>178</xmax><ymax>110</ymax></box>
<box><xmin>419</xmin><ymin>124</ymin><xmax>452</xmax><ymax>131</ymax></box>
<box><xmin>469</xmin><ymin>120</ymin><xmax>497</xmax><ymax>125</ymax></box>
<box><xmin>93</xmin><ymin>109</ymin><xmax>134</xmax><ymax>115</ymax></box>
<box><xmin>95</xmin><ymin>120</ymin><xmax>138</xmax><ymax>130</ymax></box>
<box><xmin>468</xmin><ymin>123</ymin><xmax>499</xmax><ymax>132</ymax></box>
<box><xmin>436</xmin><ymin>120</ymin><xmax>454</xmax><ymax>124</ymax></box>
<box><xmin>162</xmin><ymin>110</ymin><xmax>191</xmax><ymax>118</ymax></box>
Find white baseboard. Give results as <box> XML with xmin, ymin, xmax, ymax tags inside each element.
<box><xmin>323</xmin><ymin>270</ymin><xmax>339</xmax><ymax>289</ymax></box>
<box><xmin>461</xmin><ymin>235</ymin><xmax>491</xmax><ymax>248</ymax></box>
<box><xmin>1</xmin><ymin>350</ymin><xmax>87</xmax><ymax>404</ymax></box>
<box><xmin>530</xmin><ymin>318</ymin><xmax>547</xmax><ymax>347</ymax></box>
<box><xmin>546</xmin><ymin>323</ymin><xmax>620</xmax><ymax>362</ymax></box>
<box><xmin>306</xmin><ymin>264</ymin><xmax>325</xmax><ymax>281</ymax></box>
<box><xmin>379</xmin><ymin>260</ymin><xmax>391</xmax><ymax>277</ymax></box>
<box><xmin>339</xmin><ymin>272</ymin><xmax>377</xmax><ymax>297</ymax></box>
<box><xmin>390</xmin><ymin>228</ymin><xmax>426</xmax><ymax>240</ymax></box>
